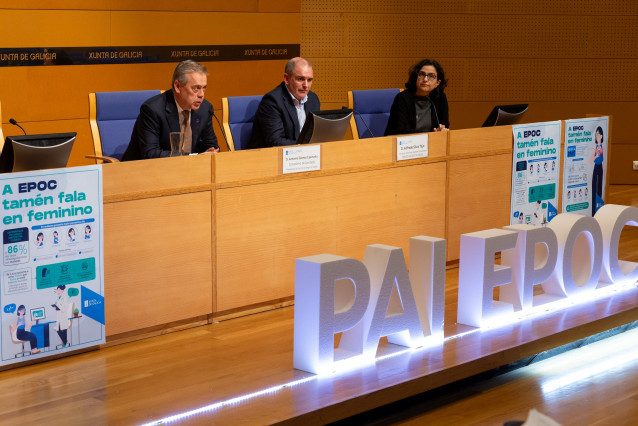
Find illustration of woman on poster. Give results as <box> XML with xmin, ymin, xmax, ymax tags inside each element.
<box><xmin>590</xmin><ymin>126</ymin><xmax>604</xmax><ymax>216</ymax></box>
<box><xmin>11</xmin><ymin>305</ymin><xmax>41</xmax><ymax>354</ymax></box>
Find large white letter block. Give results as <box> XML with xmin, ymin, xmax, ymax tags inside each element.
<box><xmin>409</xmin><ymin>236</ymin><xmax>446</xmax><ymax>342</ymax></box>
<box><xmin>595</xmin><ymin>204</ymin><xmax>638</xmax><ymax>285</ymax></box>
<box><xmin>457</xmin><ymin>229</ymin><xmax>518</xmax><ymax>327</ymax></box>
<box><xmin>546</xmin><ymin>214</ymin><xmax>603</xmax><ymax>297</ymax></box>
<box><xmin>501</xmin><ymin>225</ymin><xmax>558</xmax><ymax>310</ymax></box>
<box><xmin>294</xmin><ymin>254</ymin><xmax>370</xmax><ymax>374</ymax></box>
<box><xmin>342</xmin><ymin>244</ymin><xmax>424</xmax><ymax>356</ymax></box>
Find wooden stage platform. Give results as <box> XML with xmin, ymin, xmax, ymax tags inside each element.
<box><xmin>156</xmin><ymin>282</ymin><xmax>638</xmax><ymax>425</ymax></box>
<box><xmin>1</xmin><ymin>186</ymin><xmax>637</xmax><ymax>425</ymax></box>
<box><xmin>2</xmin><ymin>256</ymin><xmax>637</xmax><ymax>424</ymax></box>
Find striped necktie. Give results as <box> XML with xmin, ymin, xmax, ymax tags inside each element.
<box><xmin>182</xmin><ymin>110</ymin><xmax>192</xmax><ymax>153</ymax></box>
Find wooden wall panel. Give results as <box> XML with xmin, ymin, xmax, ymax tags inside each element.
<box><xmin>1</xmin><ymin>3</ymin><xmax>300</xmax><ymax>162</ymax></box>
<box><xmin>0</xmin><ymin>1</ymin><xmax>109</xmax><ymax>9</ymax></box>
<box><xmin>110</xmin><ymin>12</ymin><xmax>299</xmax><ymax>45</ymax></box>
<box><xmin>258</xmin><ymin>0</ymin><xmax>302</xmax><ymax>13</ymax></box>
<box><xmin>0</xmin><ymin>61</ymin><xmax>289</xmax><ymax>163</ymax></box>
<box><xmin>0</xmin><ymin>10</ymin><xmax>111</xmax><ymax>46</ymax></box>
<box><xmin>215</xmin><ymin>162</ymin><xmax>446</xmax><ymax>312</ymax></box>
<box><xmin>108</xmin><ymin>0</ymin><xmax>261</xmax><ymax>12</ymax></box>
<box><xmin>103</xmin><ymin>192</ymin><xmax>213</xmax><ymax>336</ymax></box>
<box><xmin>0</xmin><ymin>1</ymin><xmax>297</xmax><ymax>12</ymax></box>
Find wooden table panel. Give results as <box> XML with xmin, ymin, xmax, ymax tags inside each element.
<box><xmin>447</xmin><ymin>153</ymin><xmax>513</xmax><ymax>261</ymax></box>
<box><xmin>102</xmin><ymin>155</ymin><xmax>212</xmax><ymax>202</ymax></box>
<box><xmin>449</xmin><ymin>124</ymin><xmax>513</xmax><ymax>157</ymax></box>
<box><xmin>215</xmin><ymin>162</ymin><xmax>447</xmax><ymax>313</ymax></box>
<box><xmin>103</xmin><ymin>192</ymin><xmax>213</xmax><ymax>336</ymax></box>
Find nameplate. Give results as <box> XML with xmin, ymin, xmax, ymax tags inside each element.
<box><xmin>395</xmin><ymin>134</ymin><xmax>429</xmax><ymax>161</ymax></box>
<box><xmin>282</xmin><ymin>145</ymin><xmax>321</xmax><ymax>174</ymax></box>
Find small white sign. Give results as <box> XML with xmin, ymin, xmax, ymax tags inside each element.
<box><xmin>396</xmin><ymin>134</ymin><xmax>429</xmax><ymax>161</ymax></box>
<box><xmin>282</xmin><ymin>145</ymin><xmax>321</xmax><ymax>174</ymax></box>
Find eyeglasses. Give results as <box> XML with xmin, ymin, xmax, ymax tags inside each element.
<box><xmin>190</xmin><ymin>85</ymin><xmax>206</xmax><ymax>94</ymax></box>
<box><xmin>417</xmin><ymin>72</ymin><xmax>438</xmax><ymax>81</ymax></box>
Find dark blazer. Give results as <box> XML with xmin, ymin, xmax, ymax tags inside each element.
<box><xmin>384</xmin><ymin>90</ymin><xmax>449</xmax><ymax>136</ymax></box>
<box><xmin>248</xmin><ymin>82</ymin><xmax>321</xmax><ymax>149</ymax></box>
<box><xmin>122</xmin><ymin>90</ymin><xmax>218</xmax><ymax>161</ymax></box>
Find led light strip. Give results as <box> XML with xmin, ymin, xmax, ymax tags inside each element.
<box><xmin>541</xmin><ymin>347</ymin><xmax>638</xmax><ymax>393</ymax></box>
<box><xmin>140</xmin><ymin>280</ymin><xmax>638</xmax><ymax>425</ymax></box>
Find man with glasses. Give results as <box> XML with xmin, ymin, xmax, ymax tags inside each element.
<box><xmin>385</xmin><ymin>59</ymin><xmax>449</xmax><ymax>136</ymax></box>
<box><xmin>248</xmin><ymin>57</ymin><xmax>320</xmax><ymax>149</ymax></box>
<box><xmin>122</xmin><ymin>60</ymin><xmax>219</xmax><ymax>161</ymax></box>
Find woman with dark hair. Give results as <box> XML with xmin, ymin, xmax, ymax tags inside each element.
<box><xmin>11</xmin><ymin>305</ymin><xmax>41</xmax><ymax>354</ymax></box>
<box><xmin>590</xmin><ymin>126</ymin><xmax>604</xmax><ymax>216</ymax></box>
<box><xmin>385</xmin><ymin>59</ymin><xmax>449</xmax><ymax>136</ymax></box>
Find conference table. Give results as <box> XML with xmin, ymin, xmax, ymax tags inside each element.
<box><xmin>100</xmin><ymin>125</ymin><xmax>542</xmax><ymax>341</ymax></box>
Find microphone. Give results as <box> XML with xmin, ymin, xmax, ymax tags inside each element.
<box><xmin>343</xmin><ymin>106</ymin><xmax>374</xmax><ymax>138</ymax></box>
<box><xmin>431</xmin><ymin>100</ymin><xmax>441</xmax><ymax>130</ymax></box>
<box><xmin>209</xmin><ymin>108</ymin><xmax>228</xmax><ymax>148</ymax></box>
<box><xmin>9</xmin><ymin>118</ymin><xmax>27</xmax><ymax>135</ymax></box>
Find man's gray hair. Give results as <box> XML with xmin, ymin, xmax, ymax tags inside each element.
<box><xmin>284</xmin><ymin>57</ymin><xmax>312</xmax><ymax>75</ymax></box>
<box><xmin>172</xmin><ymin>60</ymin><xmax>208</xmax><ymax>88</ymax></box>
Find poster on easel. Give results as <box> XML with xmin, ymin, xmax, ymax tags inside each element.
<box><xmin>0</xmin><ymin>166</ymin><xmax>104</xmax><ymax>367</ymax></box>
<box><xmin>510</xmin><ymin>121</ymin><xmax>562</xmax><ymax>226</ymax></box>
<box><xmin>562</xmin><ymin>117</ymin><xmax>609</xmax><ymax>217</ymax></box>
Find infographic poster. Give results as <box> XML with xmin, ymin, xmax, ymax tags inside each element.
<box><xmin>563</xmin><ymin>117</ymin><xmax>609</xmax><ymax>216</ymax></box>
<box><xmin>0</xmin><ymin>166</ymin><xmax>104</xmax><ymax>367</ymax></box>
<box><xmin>511</xmin><ymin>121</ymin><xmax>562</xmax><ymax>226</ymax></box>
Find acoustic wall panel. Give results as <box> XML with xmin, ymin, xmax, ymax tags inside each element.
<box><xmin>302</xmin><ymin>1</ymin><xmax>638</xmax><ymax>152</ymax></box>
<box><xmin>303</xmin><ymin>1</ymin><xmax>638</xmax><ymax>15</ymax></box>
<box><xmin>594</xmin><ymin>16</ymin><xmax>638</xmax><ymax>57</ymax></box>
<box><xmin>303</xmin><ymin>14</ymin><xmax>634</xmax><ymax>59</ymax></box>
<box><xmin>310</xmin><ymin>58</ymin><xmax>466</xmax><ymax>106</ymax></box>
<box><xmin>301</xmin><ymin>14</ymin><xmax>347</xmax><ymax>57</ymax></box>
<box><xmin>464</xmin><ymin>59</ymin><xmax>638</xmax><ymax>102</ymax></box>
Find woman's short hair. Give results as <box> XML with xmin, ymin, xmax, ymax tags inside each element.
<box><xmin>405</xmin><ymin>59</ymin><xmax>448</xmax><ymax>97</ymax></box>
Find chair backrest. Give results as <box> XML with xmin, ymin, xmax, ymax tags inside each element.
<box><xmin>89</xmin><ymin>90</ymin><xmax>161</xmax><ymax>161</ymax></box>
<box><xmin>9</xmin><ymin>323</ymin><xmax>19</xmax><ymax>342</ymax></box>
<box><xmin>222</xmin><ymin>95</ymin><xmax>263</xmax><ymax>151</ymax></box>
<box><xmin>348</xmin><ymin>88</ymin><xmax>401</xmax><ymax>139</ymax></box>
